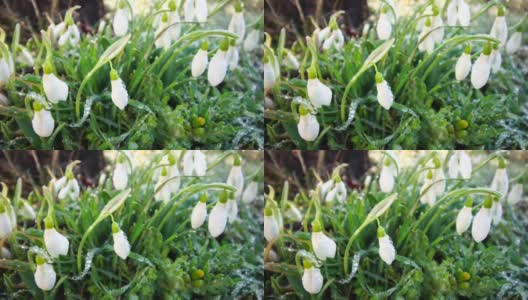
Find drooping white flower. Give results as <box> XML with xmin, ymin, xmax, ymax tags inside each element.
<box><xmin>155</xmin><ymin>167</ymin><xmax>172</xmax><ymax>203</ymax></box>
<box><xmin>17</xmin><ymin>46</ymin><xmax>34</xmax><ymax>66</ymax></box>
<box><xmin>283</xmin><ymin>50</ymin><xmax>300</xmax><ymax>70</ymax></box>
<box><xmin>58</xmin><ymin>22</ymin><xmax>80</xmax><ymax>47</ymax></box>
<box><xmin>491</xmin><ymin>197</ymin><xmax>502</xmax><ymax>225</ymax></box>
<box><xmin>322</xmin><ymin>26</ymin><xmax>344</xmax><ymax>51</ymax></box>
<box><xmin>184</xmin><ymin>0</ymin><xmax>195</xmax><ymax>22</ymax></box>
<box><xmin>375</xmin><ymin>72</ymin><xmax>394</xmax><ymax>110</ymax></box>
<box><xmin>54</xmin><ymin>174</ymin><xmax>80</xmax><ymax>200</ymax></box>
<box><xmin>34</xmin><ymin>256</ymin><xmax>56</xmax><ymax>291</ymax></box>
<box><xmin>418</xmin><ymin>18</ymin><xmax>435</xmax><ymax>54</ymax></box>
<box><xmin>470</xmin><ymin>44</ymin><xmax>491</xmax><ymax>89</ymax></box>
<box><xmin>113</xmin><ymin>1</ymin><xmax>129</xmax><ymax>37</ymax></box>
<box><xmin>183</xmin><ymin>150</ymin><xmax>207</xmax><ymax>176</ymax></box>
<box><xmin>456</xmin><ymin>198</ymin><xmax>473</xmax><ymax>234</ymax></box>
<box><xmin>420</xmin><ymin>170</ymin><xmax>436</xmax><ymax>206</ymax></box>
<box><xmin>113</xmin><ymin>156</ymin><xmax>131</xmax><ymax>190</ymax></box>
<box><xmin>192</xmin><ymin>42</ymin><xmax>209</xmax><ymax>78</ymax></box>
<box><xmin>379</xmin><ymin>157</ymin><xmax>396</xmax><ymax>193</ymax></box>
<box><xmin>448</xmin><ymin>151</ymin><xmax>472</xmax><ymax>179</ymax></box>
<box><xmin>155</xmin><ymin>13</ymin><xmax>172</xmax><ymax>50</ymax></box>
<box><xmin>471</xmin><ymin>198</ymin><xmax>492</xmax><ymax>242</ymax></box>
<box><xmin>307</xmin><ymin>69</ymin><xmax>332</xmax><ymax>109</ymax></box>
<box><xmin>490</xmin><ymin>6</ymin><xmax>507</xmax><ymax>45</ymax></box>
<box><xmin>243</xmin><ymin>29</ymin><xmax>260</xmax><ymax>51</ymax></box>
<box><xmin>49</xmin><ymin>22</ymin><xmax>66</xmax><ymax>44</ymax></box>
<box><xmin>490</xmin><ymin>158</ymin><xmax>509</xmax><ymax>198</ymax></box>
<box><xmin>208</xmin><ymin>196</ymin><xmax>228</xmax><ymax>237</ymax></box>
<box><xmin>44</xmin><ymin>219</ymin><xmax>69</xmax><ymax>258</ymax></box>
<box><xmin>302</xmin><ymin>261</ymin><xmax>323</xmax><ymax>294</ymax></box>
<box><xmin>242</xmin><ymin>180</ymin><xmax>258</xmax><ymax>204</ymax></box>
<box><xmin>0</xmin><ymin>50</ymin><xmax>14</xmax><ymax>86</ymax></box>
<box><xmin>228</xmin><ymin>3</ymin><xmax>245</xmax><ymax>43</ymax></box>
<box><xmin>0</xmin><ymin>206</ymin><xmax>13</xmax><ymax>239</ymax></box>
<box><xmin>489</xmin><ymin>44</ymin><xmax>502</xmax><ymax>74</ymax></box>
<box><xmin>507</xmin><ymin>183</ymin><xmax>524</xmax><ymax>205</ymax></box>
<box><xmin>264</xmin><ymin>55</ymin><xmax>277</xmax><ymax>92</ymax></box>
<box><xmin>227</xmin><ymin>194</ymin><xmax>238</xmax><ymax>223</ymax></box>
<box><xmin>167</xmin><ymin>5</ymin><xmax>182</xmax><ymax>41</ymax></box>
<box><xmin>315</xmin><ymin>26</ymin><xmax>330</xmax><ymax>48</ymax></box>
<box><xmin>162</xmin><ymin>153</ymin><xmax>181</xmax><ymax>194</ymax></box>
<box><xmin>325</xmin><ymin>178</ymin><xmax>347</xmax><ymax>203</ymax></box>
<box><xmin>318</xmin><ymin>179</ymin><xmax>334</xmax><ymax>200</ymax></box>
<box><xmin>195</xmin><ymin>0</ymin><xmax>208</xmax><ymax>22</ymax></box>
<box><xmin>377</xmin><ymin>227</ymin><xmax>396</xmax><ymax>265</ymax></box>
<box><xmin>432</xmin><ymin>157</ymin><xmax>446</xmax><ymax>196</ymax></box>
<box><xmin>297</xmin><ymin>107</ymin><xmax>319</xmax><ymax>142</ymax></box>
<box><xmin>431</xmin><ymin>6</ymin><xmax>444</xmax><ymax>44</ymax></box>
<box><xmin>191</xmin><ymin>195</ymin><xmax>208</xmax><ymax>229</ymax></box>
<box><xmin>506</xmin><ymin>30</ymin><xmax>522</xmax><ymax>54</ymax></box>
<box><xmin>447</xmin><ymin>0</ymin><xmax>470</xmax><ymax>26</ymax></box>
<box><xmin>226</xmin><ymin>156</ymin><xmax>244</xmax><ymax>199</ymax></box>
<box><xmin>264</xmin><ymin>207</ymin><xmax>280</xmax><ymax>242</ymax></box>
<box><xmin>455</xmin><ymin>45</ymin><xmax>472</xmax><ymax>81</ymax></box>
<box><xmin>110</xmin><ymin>69</ymin><xmax>128</xmax><ymax>110</ymax></box>
<box><xmin>227</xmin><ymin>41</ymin><xmax>239</xmax><ymax>70</ymax></box>
<box><xmin>32</xmin><ymin>103</ymin><xmax>55</xmax><ymax>138</ymax></box>
<box><xmin>42</xmin><ymin>63</ymin><xmax>68</xmax><ymax>103</ymax></box>
<box><xmin>208</xmin><ymin>39</ymin><xmax>229</xmax><ymax>87</ymax></box>
<box><xmin>112</xmin><ymin>222</ymin><xmax>130</xmax><ymax>259</ymax></box>
<box><xmin>377</xmin><ymin>8</ymin><xmax>392</xmax><ymax>40</ymax></box>
<box><xmin>18</xmin><ymin>200</ymin><xmax>36</xmax><ymax>220</ymax></box>
<box><xmin>284</xmin><ymin>203</ymin><xmax>302</xmax><ymax>222</ymax></box>
<box><xmin>311</xmin><ymin>223</ymin><xmax>336</xmax><ymax>261</ymax></box>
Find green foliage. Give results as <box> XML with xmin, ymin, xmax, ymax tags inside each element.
<box><xmin>0</xmin><ymin>151</ymin><xmax>264</xmax><ymax>299</ymax></box>
<box><xmin>265</xmin><ymin>2</ymin><xmax>528</xmax><ymax>149</ymax></box>
<box><xmin>0</xmin><ymin>1</ymin><xmax>263</xmax><ymax>149</ymax></box>
<box><xmin>264</xmin><ymin>151</ymin><xmax>528</xmax><ymax>298</ymax></box>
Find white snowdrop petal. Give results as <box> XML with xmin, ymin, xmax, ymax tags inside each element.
<box><xmin>227</xmin><ymin>165</ymin><xmax>244</xmax><ymax>199</ymax></box>
<box><xmin>377</xmin><ymin>13</ymin><xmax>392</xmax><ymax>40</ymax></box>
<box><xmin>297</xmin><ymin>114</ymin><xmax>320</xmax><ymax>142</ymax></box>
<box><xmin>111</xmin><ymin>78</ymin><xmax>129</xmax><ymax>110</ymax></box>
<box><xmin>507</xmin><ymin>184</ymin><xmax>523</xmax><ymax>205</ymax></box>
<box><xmin>44</xmin><ymin>228</ymin><xmax>69</xmax><ymax>258</ymax></box>
<box><xmin>458</xmin><ymin>0</ymin><xmax>471</xmax><ymax>26</ymax></box>
<box><xmin>113</xmin><ymin>230</ymin><xmax>131</xmax><ymax>259</ymax></box>
<box><xmin>376</xmin><ymin>80</ymin><xmax>394</xmax><ymax>110</ymax></box>
<box><xmin>302</xmin><ymin>267</ymin><xmax>323</xmax><ymax>294</ymax></box>
<box><xmin>506</xmin><ymin>32</ymin><xmax>522</xmax><ymax>54</ymax></box>
<box><xmin>432</xmin><ymin>16</ymin><xmax>444</xmax><ymax>43</ymax></box>
<box><xmin>113</xmin><ymin>163</ymin><xmax>129</xmax><ymax>190</ymax></box>
<box><xmin>43</xmin><ymin>73</ymin><xmax>69</xmax><ymax>103</ymax></box>
<box><xmin>490</xmin><ymin>168</ymin><xmax>509</xmax><ymax>198</ymax></box>
<box><xmin>242</xmin><ymin>181</ymin><xmax>258</xmax><ymax>204</ymax></box>
<box><xmin>191</xmin><ymin>202</ymin><xmax>207</xmax><ymax>229</ymax></box>
<box><xmin>194</xmin><ymin>151</ymin><xmax>207</xmax><ymax>176</ymax></box>
<box><xmin>34</xmin><ymin>263</ymin><xmax>56</xmax><ymax>291</ymax></box>
<box><xmin>228</xmin><ymin>12</ymin><xmax>245</xmax><ymax>42</ymax></box>
<box><xmin>490</xmin><ymin>16</ymin><xmax>508</xmax><ymax>45</ymax></box>
<box><xmin>184</xmin><ymin>0</ymin><xmax>195</xmax><ymax>22</ymax></box>
<box><xmin>0</xmin><ymin>212</ymin><xmax>12</xmax><ymax>239</ymax></box>
<box><xmin>228</xmin><ymin>47</ymin><xmax>239</xmax><ymax>70</ymax></box>
<box><xmin>471</xmin><ymin>207</ymin><xmax>491</xmax><ymax>242</ymax></box>
<box><xmin>264</xmin><ymin>62</ymin><xmax>276</xmax><ymax>91</ymax></box>
<box><xmin>379</xmin><ymin>235</ymin><xmax>396</xmax><ymax>265</ymax></box>
<box><xmin>470</xmin><ymin>54</ymin><xmax>490</xmax><ymax>89</ymax></box>
<box><xmin>491</xmin><ymin>201</ymin><xmax>502</xmax><ymax>225</ymax></box>
<box><xmin>183</xmin><ymin>151</ymin><xmax>194</xmax><ymax>176</ymax></box>
<box><xmin>208</xmin><ymin>50</ymin><xmax>228</xmax><ymax>87</ymax></box>
<box><xmin>243</xmin><ymin>29</ymin><xmax>260</xmax><ymax>51</ymax></box>
<box><xmin>456</xmin><ymin>206</ymin><xmax>472</xmax><ymax>234</ymax></box>
<box><xmin>32</xmin><ymin>109</ymin><xmax>55</xmax><ymax>138</ymax></box>
<box><xmin>312</xmin><ymin>231</ymin><xmax>336</xmax><ymax>260</ymax></box>
<box><xmin>208</xmin><ymin>202</ymin><xmax>228</xmax><ymax>237</ymax></box>
<box><xmin>195</xmin><ymin>0</ymin><xmax>208</xmax><ymax>22</ymax></box>
<box><xmin>113</xmin><ymin>9</ymin><xmax>129</xmax><ymax>36</ymax></box>
<box><xmin>455</xmin><ymin>53</ymin><xmax>471</xmax><ymax>81</ymax></box>
<box><xmin>264</xmin><ymin>215</ymin><xmax>280</xmax><ymax>242</ymax></box>
<box><xmin>307</xmin><ymin>79</ymin><xmax>332</xmax><ymax>108</ymax></box>
<box><xmin>191</xmin><ymin>49</ymin><xmax>208</xmax><ymax>78</ymax></box>
<box><xmin>379</xmin><ymin>166</ymin><xmax>394</xmax><ymax>193</ymax></box>
<box><xmin>459</xmin><ymin>151</ymin><xmax>472</xmax><ymax>179</ymax></box>
<box><xmin>227</xmin><ymin>199</ymin><xmax>238</xmax><ymax>223</ymax></box>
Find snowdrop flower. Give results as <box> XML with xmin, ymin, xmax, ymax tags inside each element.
<box><xmin>155</xmin><ymin>167</ymin><xmax>172</xmax><ymax>203</ymax></box>
<box><xmin>506</xmin><ymin>29</ymin><xmax>522</xmax><ymax>54</ymax></box>
<box><xmin>264</xmin><ymin>207</ymin><xmax>280</xmax><ymax>242</ymax></box>
<box><xmin>228</xmin><ymin>2</ymin><xmax>245</xmax><ymax>43</ymax></box>
<box><xmin>191</xmin><ymin>41</ymin><xmax>209</xmax><ymax>78</ymax></box>
<box><xmin>42</xmin><ymin>62</ymin><xmax>68</xmax><ymax>103</ymax></box>
<box><xmin>325</xmin><ymin>176</ymin><xmax>347</xmax><ymax>203</ymax></box>
<box><xmin>456</xmin><ymin>197</ymin><xmax>473</xmax><ymax>234</ymax></box>
<box><xmin>0</xmin><ymin>204</ymin><xmax>13</xmax><ymax>239</ymax></box>
<box><xmin>420</xmin><ymin>170</ymin><xmax>436</xmax><ymax>206</ymax></box>
<box><xmin>34</xmin><ymin>256</ymin><xmax>56</xmax><ymax>291</ymax></box>
<box><xmin>302</xmin><ymin>260</ymin><xmax>323</xmax><ymax>294</ymax></box>
<box><xmin>418</xmin><ymin>18</ymin><xmax>435</xmax><ymax>54</ymax></box>
<box><xmin>431</xmin><ymin>5</ymin><xmax>444</xmax><ymax>44</ymax></box>
<box><xmin>264</xmin><ymin>54</ymin><xmax>277</xmax><ymax>92</ymax></box>
<box><xmin>432</xmin><ymin>157</ymin><xmax>446</xmax><ymax>195</ymax></box>
<box><xmin>18</xmin><ymin>200</ymin><xmax>36</xmax><ymax>220</ymax></box>
<box><xmin>32</xmin><ymin>102</ymin><xmax>55</xmax><ymax>138</ymax></box>
<box><xmin>377</xmin><ymin>226</ymin><xmax>396</xmax><ymax>265</ymax></box>
<box><xmin>191</xmin><ymin>194</ymin><xmax>208</xmax><ymax>229</ymax></box>
<box><xmin>490</xmin><ymin>6</ymin><xmax>507</xmax><ymax>45</ymax></box>
<box><xmin>113</xmin><ymin>1</ymin><xmax>129</xmax><ymax>36</ymax></box>
<box><xmin>110</xmin><ymin>69</ymin><xmax>128</xmax><ymax>110</ymax></box>
<box><xmin>242</xmin><ymin>179</ymin><xmax>258</xmax><ymax>204</ymax></box>
<box><xmin>379</xmin><ymin>157</ymin><xmax>395</xmax><ymax>193</ymax></box>
<box><xmin>113</xmin><ymin>154</ymin><xmax>131</xmax><ymax>190</ymax></box>
<box><xmin>322</xmin><ymin>24</ymin><xmax>344</xmax><ymax>51</ymax></box>
<box><xmin>318</xmin><ymin>179</ymin><xmax>334</xmax><ymax>200</ymax></box>
<box><xmin>507</xmin><ymin>183</ymin><xmax>523</xmax><ymax>205</ymax></box>
<box><xmin>55</xmin><ymin>173</ymin><xmax>80</xmax><ymax>200</ymax></box>
<box><xmin>227</xmin><ymin>39</ymin><xmax>239</xmax><ymax>70</ymax></box>
<box><xmin>155</xmin><ymin>13</ymin><xmax>172</xmax><ymax>50</ymax></box>
<box><xmin>49</xmin><ymin>22</ymin><xmax>66</xmax><ymax>44</ymax></box>
<box><xmin>226</xmin><ymin>155</ymin><xmax>244</xmax><ymax>199</ymax></box>
<box><xmin>307</xmin><ymin>68</ymin><xmax>332</xmax><ymax>108</ymax></box>
<box><xmin>284</xmin><ymin>202</ymin><xmax>302</xmax><ymax>222</ymax></box>
<box><xmin>455</xmin><ymin>44</ymin><xmax>472</xmax><ymax>81</ymax></box>
<box><xmin>0</xmin><ymin>48</ymin><xmax>14</xmax><ymax>86</ymax></box>
<box><xmin>194</xmin><ymin>0</ymin><xmax>208</xmax><ymax>23</ymax></box>
<box><xmin>448</xmin><ymin>150</ymin><xmax>472</xmax><ymax>179</ymax></box>
<box><xmin>375</xmin><ymin>72</ymin><xmax>394</xmax><ymax>110</ymax></box>
<box><xmin>17</xmin><ymin>46</ymin><xmax>34</xmax><ymax>66</ymax></box>
<box><xmin>208</xmin><ymin>193</ymin><xmax>228</xmax><ymax>237</ymax></box>
<box><xmin>490</xmin><ymin>158</ymin><xmax>508</xmax><ymax>198</ymax></box>
<box><xmin>489</xmin><ymin>43</ymin><xmax>501</xmax><ymax>74</ymax></box>
<box><xmin>167</xmin><ymin>1</ymin><xmax>182</xmax><ymax>41</ymax></box>
<box><xmin>183</xmin><ymin>0</ymin><xmax>195</xmax><ymax>22</ymax></box>
<box><xmin>446</xmin><ymin>0</ymin><xmax>470</xmax><ymax>26</ymax></box>
<box><xmin>208</xmin><ymin>39</ymin><xmax>229</xmax><ymax>87</ymax></box>
<box><xmin>243</xmin><ymin>29</ymin><xmax>260</xmax><ymax>51</ymax></box>
<box><xmin>58</xmin><ymin>23</ymin><xmax>80</xmax><ymax>47</ymax></box>
<box><xmin>470</xmin><ymin>43</ymin><xmax>492</xmax><ymax>89</ymax></box>
<box><xmin>44</xmin><ymin>217</ymin><xmax>69</xmax><ymax>258</ymax></box>
<box><xmin>183</xmin><ymin>150</ymin><xmax>207</xmax><ymax>176</ymax></box>
<box><xmin>472</xmin><ymin>197</ymin><xmax>493</xmax><ymax>242</ymax></box>
<box><xmin>163</xmin><ymin>152</ymin><xmax>181</xmax><ymax>194</ymax></box>
<box><xmin>112</xmin><ymin>222</ymin><xmax>130</xmax><ymax>259</ymax></box>
<box><xmin>283</xmin><ymin>49</ymin><xmax>300</xmax><ymax>70</ymax></box>
<box><xmin>297</xmin><ymin>106</ymin><xmax>320</xmax><ymax>142</ymax></box>
<box><xmin>311</xmin><ymin>221</ymin><xmax>336</xmax><ymax>261</ymax></box>
<box><xmin>315</xmin><ymin>26</ymin><xmax>330</xmax><ymax>48</ymax></box>
<box><xmin>377</xmin><ymin>6</ymin><xmax>392</xmax><ymax>40</ymax></box>
<box><xmin>491</xmin><ymin>197</ymin><xmax>502</xmax><ymax>225</ymax></box>
<box><xmin>227</xmin><ymin>193</ymin><xmax>238</xmax><ymax>223</ymax></box>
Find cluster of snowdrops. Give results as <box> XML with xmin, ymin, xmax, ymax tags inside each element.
<box><xmin>263</xmin><ymin>1</ymin><xmax>524</xmax><ymax>144</ymax></box>
<box><xmin>0</xmin><ymin>150</ymin><xmax>261</xmax><ymax>293</ymax></box>
<box><xmin>0</xmin><ymin>0</ymin><xmax>261</xmax><ymax>141</ymax></box>
<box><xmin>263</xmin><ymin>151</ymin><xmax>525</xmax><ymax>295</ymax></box>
